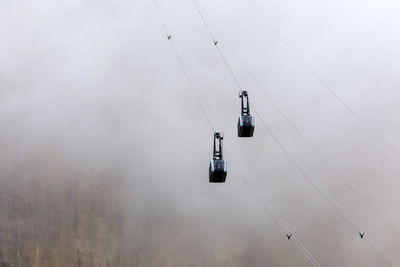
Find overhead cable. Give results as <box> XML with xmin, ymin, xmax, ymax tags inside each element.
<box><xmin>246</xmin><ymin>0</ymin><xmax>400</xmax><ymax>161</ymax></box>
<box><xmin>151</xmin><ymin>1</ymin><xmax>321</xmax><ymax>265</ymax></box>
<box><xmin>191</xmin><ymin>1</ymin><xmax>399</xmax><ymax>265</ymax></box>
<box><xmin>197</xmin><ymin>0</ymin><xmax>400</xmax><ymax>249</ymax></box>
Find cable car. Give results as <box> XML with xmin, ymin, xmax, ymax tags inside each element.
<box><xmin>238</xmin><ymin>90</ymin><xmax>255</xmax><ymax>137</ymax></box>
<box><xmin>209</xmin><ymin>132</ymin><xmax>227</xmax><ymax>183</ymax></box>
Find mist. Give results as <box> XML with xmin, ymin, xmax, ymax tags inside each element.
<box><xmin>1</xmin><ymin>0</ymin><xmax>400</xmax><ymax>266</ymax></box>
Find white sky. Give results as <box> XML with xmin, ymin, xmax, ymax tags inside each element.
<box><xmin>1</xmin><ymin>0</ymin><xmax>400</xmax><ymax>266</ymax></box>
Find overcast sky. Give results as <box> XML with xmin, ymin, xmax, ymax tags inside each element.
<box><xmin>1</xmin><ymin>0</ymin><xmax>400</xmax><ymax>266</ymax></box>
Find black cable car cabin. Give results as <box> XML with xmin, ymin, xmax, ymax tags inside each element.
<box><xmin>238</xmin><ymin>90</ymin><xmax>255</xmax><ymax>137</ymax></box>
<box><xmin>209</xmin><ymin>132</ymin><xmax>227</xmax><ymax>183</ymax></box>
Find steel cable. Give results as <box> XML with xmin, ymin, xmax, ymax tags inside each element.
<box><xmin>191</xmin><ymin>1</ymin><xmax>399</xmax><ymax>265</ymax></box>
<box><xmin>246</xmin><ymin>0</ymin><xmax>400</xmax><ymax>163</ymax></box>
<box><xmin>151</xmin><ymin>1</ymin><xmax>322</xmax><ymax>266</ymax></box>
<box><xmin>196</xmin><ymin>0</ymin><xmax>400</xmax><ymax>252</ymax></box>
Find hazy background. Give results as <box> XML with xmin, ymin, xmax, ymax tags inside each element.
<box><xmin>1</xmin><ymin>0</ymin><xmax>400</xmax><ymax>266</ymax></box>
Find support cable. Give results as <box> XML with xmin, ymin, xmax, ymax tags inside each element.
<box><xmin>151</xmin><ymin>0</ymin><xmax>214</xmax><ymax>131</ymax></box>
<box><xmin>191</xmin><ymin>1</ymin><xmax>399</xmax><ymax>265</ymax></box>
<box><xmin>196</xmin><ymin>0</ymin><xmax>400</xmax><ymax>246</ymax></box>
<box><xmin>192</xmin><ymin>0</ymin><xmax>243</xmax><ymax>90</ymax></box>
<box><xmin>365</xmin><ymin>237</ymin><xmax>400</xmax><ymax>266</ymax></box>
<box><xmin>225</xmin><ymin>148</ymin><xmax>321</xmax><ymax>267</ymax></box>
<box><xmin>151</xmin><ymin>1</ymin><xmax>321</xmax><ymax>266</ymax></box>
<box><xmin>246</xmin><ymin>0</ymin><xmax>400</xmax><ymax>161</ymax></box>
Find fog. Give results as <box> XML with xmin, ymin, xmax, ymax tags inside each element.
<box><xmin>1</xmin><ymin>0</ymin><xmax>400</xmax><ymax>266</ymax></box>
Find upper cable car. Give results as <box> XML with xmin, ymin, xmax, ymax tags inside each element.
<box><xmin>209</xmin><ymin>132</ymin><xmax>227</xmax><ymax>183</ymax></box>
<box><xmin>238</xmin><ymin>90</ymin><xmax>255</xmax><ymax>137</ymax></box>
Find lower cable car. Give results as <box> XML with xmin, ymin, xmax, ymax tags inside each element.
<box><xmin>209</xmin><ymin>132</ymin><xmax>227</xmax><ymax>183</ymax></box>
<box><xmin>238</xmin><ymin>90</ymin><xmax>255</xmax><ymax>137</ymax></box>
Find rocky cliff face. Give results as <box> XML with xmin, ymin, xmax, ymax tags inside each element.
<box><xmin>0</xmin><ymin>140</ymin><xmax>125</xmax><ymax>267</ymax></box>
